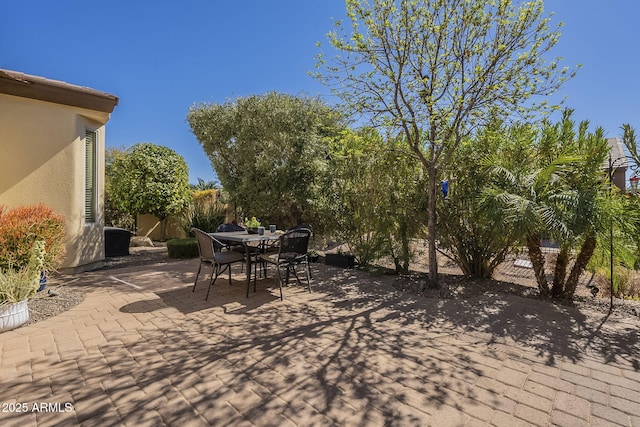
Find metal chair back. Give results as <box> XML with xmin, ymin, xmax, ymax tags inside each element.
<box><xmin>290</xmin><ymin>223</ymin><xmax>313</xmax><ymax>233</ymax></box>
<box><xmin>278</xmin><ymin>228</ymin><xmax>311</xmax><ymax>261</ymax></box>
<box><xmin>192</xmin><ymin>228</ymin><xmax>225</xmax><ymax>261</ymax></box>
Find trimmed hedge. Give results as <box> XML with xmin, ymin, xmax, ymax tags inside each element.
<box><xmin>167</xmin><ymin>238</ymin><xmax>199</xmax><ymax>259</ymax></box>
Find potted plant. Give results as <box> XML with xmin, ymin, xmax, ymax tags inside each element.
<box><xmin>308</xmin><ymin>250</ymin><xmax>320</xmax><ymax>263</ymax></box>
<box><xmin>244</xmin><ymin>216</ymin><xmax>261</xmax><ymax>234</ymax></box>
<box><xmin>0</xmin><ymin>241</ymin><xmax>45</xmax><ymax>332</ymax></box>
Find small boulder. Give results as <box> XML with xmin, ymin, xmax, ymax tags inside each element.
<box><xmin>130</xmin><ymin>236</ymin><xmax>154</xmax><ymax>247</ymax></box>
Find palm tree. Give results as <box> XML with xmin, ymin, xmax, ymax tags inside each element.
<box><xmin>484</xmin><ymin>111</ymin><xmax>611</xmax><ymax>303</ymax></box>
<box><xmin>485</xmin><ymin>161</ymin><xmax>566</xmax><ymax>299</ymax></box>
<box><xmin>550</xmin><ymin>123</ymin><xmax>610</xmax><ymax>303</ymax></box>
<box><xmin>622</xmin><ymin>124</ymin><xmax>639</xmax><ymax>168</ymax></box>
<box><xmin>191</xmin><ymin>178</ymin><xmax>219</xmax><ymax>191</ymax></box>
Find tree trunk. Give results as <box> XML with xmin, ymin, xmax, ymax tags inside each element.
<box><xmin>399</xmin><ymin>223</ymin><xmax>410</xmax><ymax>274</ymax></box>
<box><xmin>526</xmin><ymin>234</ymin><xmax>549</xmax><ymax>299</ymax></box>
<box><xmin>563</xmin><ymin>234</ymin><xmax>597</xmax><ymax>303</ymax></box>
<box><xmin>388</xmin><ymin>237</ymin><xmax>401</xmax><ymax>273</ymax></box>
<box><xmin>426</xmin><ymin>164</ymin><xmax>439</xmax><ymax>288</ymax></box>
<box><xmin>487</xmin><ymin>247</ymin><xmax>510</xmax><ymax>279</ymax></box>
<box><xmin>457</xmin><ymin>252</ymin><xmax>472</xmax><ymax>277</ymax></box>
<box><xmin>551</xmin><ymin>245</ymin><xmax>570</xmax><ymax>298</ymax></box>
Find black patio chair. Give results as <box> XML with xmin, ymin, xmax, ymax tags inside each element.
<box><xmin>290</xmin><ymin>223</ymin><xmax>313</xmax><ymax>233</ymax></box>
<box><xmin>216</xmin><ymin>222</ymin><xmax>244</xmax><ymax>232</ymax></box>
<box><xmin>287</xmin><ymin>223</ymin><xmax>314</xmax><ymax>277</ymax></box>
<box><xmin>259</xmin><ymin>228</ymin><xmax>312</xmax><ymax>301</ymax></box>
<box><xmin>191</xmin><ymin>228</ymin><xmax>245</xmax><ymax>300</ymax></box>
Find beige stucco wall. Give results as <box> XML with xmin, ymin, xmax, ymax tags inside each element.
<box><xmin>0</xmin><ymin>93</ymin><xmax>110</xmax><ymax>272</ymax></box>
<box><xmin>137</xmin><ymin>214</ymin><xmax>187</xmax><ymax>241</ymax></box>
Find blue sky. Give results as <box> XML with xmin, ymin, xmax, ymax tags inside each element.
<box><xmin>2</xmin><ymin>1</ymin><xmax>639</xmax><ymax>184</ymax></box>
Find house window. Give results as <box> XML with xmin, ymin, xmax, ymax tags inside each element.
<box><xmin>85</xmin><ymin>130</ymin><xmax>98</xmax><ymax>223</ymax></box>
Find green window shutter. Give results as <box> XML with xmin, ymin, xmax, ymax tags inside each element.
<box><xmin>85</xmin><ymin>130</ymin><xmax>97</xmax><ymax>223</ymax></box>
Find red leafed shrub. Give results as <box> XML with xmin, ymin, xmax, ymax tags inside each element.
<box><xmin>0</xmin><ymin>204</ymin><xmax>66</xmax><ymax>272</ymax></box>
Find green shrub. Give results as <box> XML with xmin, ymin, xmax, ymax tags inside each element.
<box><xmin>0</xmin><ymin>204</ymin><xmax>66</xmax><ymax>272</ymax></box>
<box><xmin>318</xmin><ymin>128</ymin><xmax>424</xmax><ymax>272</ymax></box>
<box><xmin>167</xmin><ymin>238</ymin><xmax>199</xmax><ymax>259</ymax></box>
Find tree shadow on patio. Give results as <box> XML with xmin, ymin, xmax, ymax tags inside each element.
<box><xmin>309</xmin><ymin>268</ymin><xmax>639</xmax><ymax>369</ymax></box>
<box><xmin>119</xmin><ymin>277</ymin><xmax>283</xmax><ymax>316</ymax></box>
<box><xmin>13</xmin><ymin>262</ymin><xmax>635</xmax><ymax>425</ymax></box>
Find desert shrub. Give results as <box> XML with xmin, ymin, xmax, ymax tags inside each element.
<box><xmin>0</xmin><ymin>241</ymin><xmax>45</xmax><ymax>303</ymax></box>
<box><xmin>104</xmin><ymin>191</ymin><xmax>135</xmax><ymax>231</ymax></box>
<box><xmin>192</xmin><ymin>189</ymin><xmax>220</xmax><ymax>205</ymax></box>
<box><xmin>318</xmin><ymin>128</ymin><xmax>425</xmax><ymax>271</ymax></box>
<box><xmin>592</xmin><ymin>265</ymin><xmax>640</xmax><ymax>300</ymax></box>
<box><xmin>179</xmin><ymin>190</ymin><xmax>226</xmax><ymax>234</ymax></box>
<box><xmin>0</xmin><ymin>204</ymin><xmax>65</xmax><ymax>272</ymax></box>
<box><xmin>167</xmin><ymin>238</ymin><xmax>199</xmax><ymax>259</ymax></box>
<box><xmin>614</xmin><ymin>269</ymin><xmax>638</xmax><ymax>300</ymax></box>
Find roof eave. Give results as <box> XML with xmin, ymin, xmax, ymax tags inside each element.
<box><xmin>0</xmin><ymin>69</ymin><xmax>119</xmax><ymax>114</ymax></box>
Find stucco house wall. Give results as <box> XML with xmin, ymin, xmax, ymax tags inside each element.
<box><xmin>0</xmin><ymin>69</ymin><xmax>118</xmax><ymax>273</ymax></box>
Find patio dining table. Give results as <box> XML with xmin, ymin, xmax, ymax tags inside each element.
<box><xmin>208</xmin><ymin>230</ymin><xmax>281</xmax><ymax>298</ymax></box>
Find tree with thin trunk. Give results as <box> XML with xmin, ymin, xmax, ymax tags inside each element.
<box><xmin>315</xmin><ymin>0</ymin><xmax>576</xmax><ymax>287</ymax></box>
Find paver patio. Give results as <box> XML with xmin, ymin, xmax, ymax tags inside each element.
<box><xmin>1</xmin><ymin>258</ymin><xmax>639</xmax><ymax>426</ymax></box>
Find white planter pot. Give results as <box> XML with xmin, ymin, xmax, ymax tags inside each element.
<box><xmin>0</xmin><ymin>299</ymin><xmax>30</xmax><ymax>332</ymax></box>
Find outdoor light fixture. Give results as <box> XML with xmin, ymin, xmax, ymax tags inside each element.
<box><xmin>630</xmin><ymin>175</ymin><xmax>639</xmax><ymax>193</ymax></box>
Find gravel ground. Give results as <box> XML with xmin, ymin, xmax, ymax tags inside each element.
<box><xmin>392</xmin><ymin>271</ymin><xmax>640</xmax><ymax>319</ymax></box>
<box><xmin>26</xmin><ymin>286</ymin><xmax>86</xmax><ymax>326</ymax></box>
<box><xmin>97</xmin><ymin>243</ymin><xmax>170</xmax><ymax>270</ymax></box>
